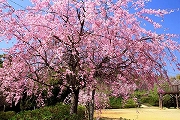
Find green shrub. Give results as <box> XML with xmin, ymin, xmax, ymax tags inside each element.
<box><xmin>109</xmin><ymin>97</ymin><xmax>138</xmax><ymax>109</ymax></box>
<box><xmin>123</xmin><ymin>99</ymin><xmax>137</xmax><ymax>108</ymax></box>
<box><xmin>108</xmin><ymin>87</ymin><xmax>160</xmax><ymax>109</ymax></box>
<box><xmin>10</xmin><ymin>103</ymin><xmax>85</xmax><ymax>120</ymax></box>
<box><xmin>77</xmin><ymin>105</ymin><xmax>86</xmax><ymax>119</ymax></box>
<box><xmin>0</xmin><ymin>111</ymin><xmax>16</xmax><ymax>120</ymax></box>
<box><xmin>140</xmin><ymin>87</ymin><xmax>159</xmax><ymax>106</ymax></box>
<box><xmin>163</xmin><ymin>94</ymin><xmax>174</xmax><ymax>108</ymax></box>
<box><xmin>132</xmin><ymin>86</ymin><xmax>160</xmax><ymax>107</ymax></box>
<box><xmin>20</xmin><ymin>94</ymin><xmax>37</xmax><ymax>111</ymax></box>
<box><xmin>109</xmin><ymin>97</ymin><xmax>122</xmax><ymax>109</ymax></box>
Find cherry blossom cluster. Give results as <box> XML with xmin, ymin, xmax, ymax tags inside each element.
<box><xmin>0</xmin><ymin>0</ymin><xmax>179</xmax><ymax>110</ymax></box>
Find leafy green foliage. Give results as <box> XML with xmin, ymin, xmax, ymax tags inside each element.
<box><xmin>109</xmin><ymin>85</ymin><xmax>176</xmax><ymax>109</ymax></box>
<box><xmin>20</xmin><ymin>94</ymin><xmax>37</xmax><ymax>111</ymax></box>
<box><xmin>108</xmin><ymin>87</ymin><xmax>159</xmax><ymax>109</ymax></box>
<box><xmin>109</xmin><ymin>97</ymin><xmax>137</xmax><ymax>109</ymax></box>
<box><xmin>109</xmin><ymin>97</ymin><xmax>122</xmax><ymax>109</ymax></box>
<box><xmin>8</xmin><ymin>103</ymin><xmax>85</xmax><ymax>120</ymax></box>
<box><xmin>140</xmin><ymin>87</ymin><xmax>159</xmax><ymax>106</ymax></box>
<box><xmin>163</xmin><ymin>94</ymin><xmax>176</xmax><ymax>108</ymax></box>
<box><xmin>0</xmin><ymin>111</ymin><xmax>16</xmax><ymax>120</ymax></box>
<box><xmin>176</xmin><ymin>74</ymin><xmax>180</xmax><ymax>80</ymax></box>
<box><xmin>123</xmin><ymin>99</ymin><xmax>137</xmax><ymax>108</ymax></box>
<box><xmin>132</xmin><ymin>86</ymin><xmax>160</xmax><ymax>107</ymax></box>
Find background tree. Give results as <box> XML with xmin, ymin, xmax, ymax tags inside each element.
<box><xmin>176</xmin><ymin>74</ymin><xmax>180</xmax><ymax>80</ymax></box>
<box><xmin>0</xmin><ymin>0</ymin><xmax>180</xmax><ymax>116</ymax></box>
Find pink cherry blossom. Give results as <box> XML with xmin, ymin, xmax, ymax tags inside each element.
<box><xmin>0</xmin><ymin>0</ymin><xmax>179</xmax><ymax>114</ymax></box>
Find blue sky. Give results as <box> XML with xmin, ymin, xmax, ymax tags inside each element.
<box><xmin>145</xmin><ymin>0</ymin><xmax>180</xmax><ymax>77</ymax></box>
<box><xmin>145</xmin><ymin>0</ymin><xmax>180</xmax><ymax>35</ymax></box>
<box><xmin>0</xmin><ymin>0</ymin><xmax>180</xmax><ymax>76</ymax></box>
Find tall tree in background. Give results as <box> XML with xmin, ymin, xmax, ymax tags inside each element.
<box><xmin>0</xmin><ymin>0</ymin><xmax>180</xmax><ymax>115</ymax></box>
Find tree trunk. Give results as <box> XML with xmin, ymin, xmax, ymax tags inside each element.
<box><xmin>70</xmin><ymin>89</ymin><xmax>79</xmax><ymax>114</ymax></box>
<box><xmin>159</xmin><ymin>94</ymin><xmax>163</xmax><ymax>109</ymax></box>
<box><xmin>176</xmin><ymin>94</ymin><xmax>179</xmax><ymax>109</ymax></box>
<box><xmin>88</xmin><ymin>89</ymin><xmax>95</xmax><ymax>120</ymax></box>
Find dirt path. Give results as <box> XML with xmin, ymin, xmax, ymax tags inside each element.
<box><xmin>94</xmin><ymin>107</ymin><xmax>180</xmax><ymax>120</ymax></box>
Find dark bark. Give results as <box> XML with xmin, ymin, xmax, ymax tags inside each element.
<box><xmin>87</xmin><ymin>89</ymin><xmax>95</xmax><ymax>120</ymax></box>
<box><xmin>70</xmin><ymin>89</ymin><xmax>79</xmax><ymax>114</ymax></box>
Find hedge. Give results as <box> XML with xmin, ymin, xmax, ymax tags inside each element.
<box><xmin>0</xmin><ymin>103</ymin><xmax>85</xmax><ymax>120</ymax></box>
